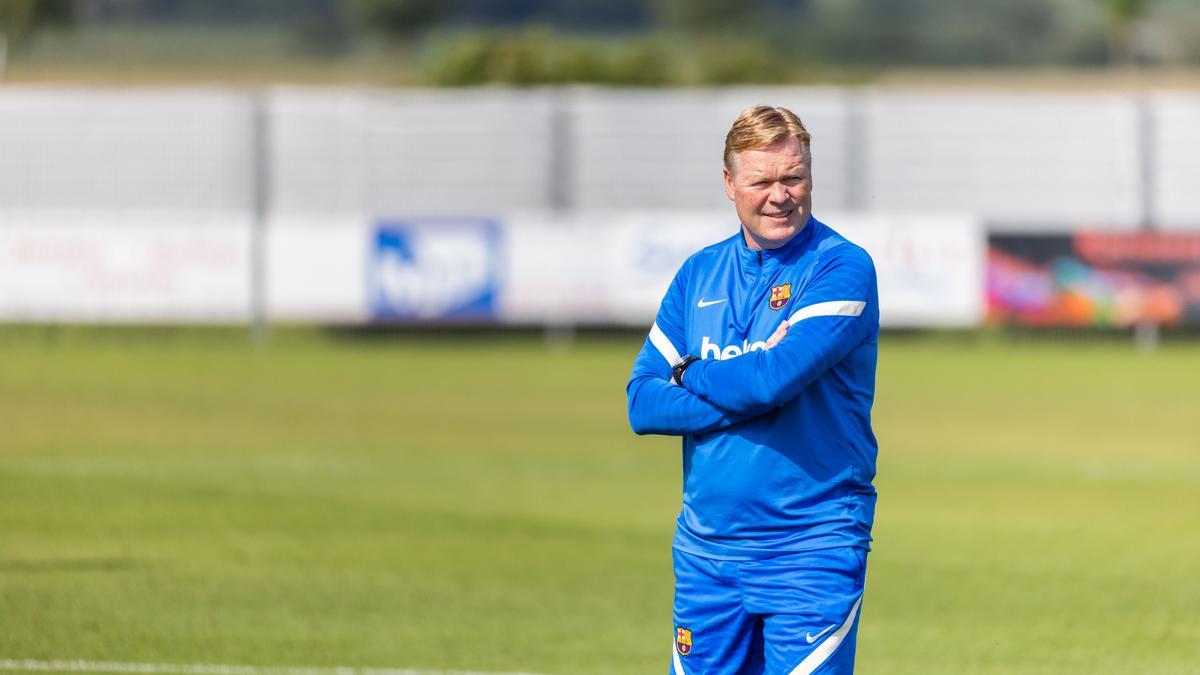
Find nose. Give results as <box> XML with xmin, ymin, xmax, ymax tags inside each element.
<box><xmin>769</xmin><ymin>181</ymin><xmax>790</xmax><ymax>204</ymax></box>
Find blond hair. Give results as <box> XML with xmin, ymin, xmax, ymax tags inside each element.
<box><xmin>723</xmin><ymin>105</ymin><xmax>811</xmax><ymax>171</ymax></box>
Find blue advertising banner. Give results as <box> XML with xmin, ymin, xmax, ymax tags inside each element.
<box><xmin>367</xmin><ymin>218</ymin><xmax>501</xmax><ymax>321</ymax></box>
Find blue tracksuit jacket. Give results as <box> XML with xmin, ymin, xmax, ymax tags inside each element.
<box><xmin>627</xmin><ymin>216</ymin><xmax>879</xmax><ymax>560</ymax></box>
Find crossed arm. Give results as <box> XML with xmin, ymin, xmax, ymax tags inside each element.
<box><xmin>625</xmin><ymin>320</ymin><xmax>789</xmax><ymax>436</ymax></box>
<box><xmin>626</xmin><ymin>250</ymin><xmax>877</xmax><ymax>436</ymax></box>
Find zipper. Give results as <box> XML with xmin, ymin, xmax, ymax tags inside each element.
<box><xmin>742</xmin><ymin>250</ymin><xmax>764</xmax><ymax>338</ymax></box>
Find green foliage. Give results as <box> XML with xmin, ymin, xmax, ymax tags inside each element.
<box><xmin>1106</xmin><ymin>0</ymin><xmax>1154</xmax><ymax>21</ymax></box>
<box><xmin>0</xmin><ymin>0</ymin><xmax>74</xmax><ymax>49</ymax></box>
<box><xmin>422</xmin><ymin>29</ymin><xmax>823</xmax><ymax>87</ymax></box>
<box><xmin>693</xmin><ymin>38</ymin><xmax>780</xmax><ymax>85</ymax></box>
<box><xmin>5</xmin><ymin>0</ymin><xmax>1200</xmax><ymax>80</ymax></box>
<box><xmin>795</xmin><ymin>0</ymin><xmax>1121</xmax><ymax>66</ymax></box>
<box><xmin>425</xmin><ymin>31</ymin><xmax>552</xmax><ymax>86</ymax></box>
<box><xmin>425</xmin><ymin>30</ymin><xmax>678</xmax><ymax>87</ymax></box>
<box><xmin>1104</xmin><ymin>0</ymin><xmax>1155</xmax><ymax>65</ymax></box>
<box><xmin>427</xmin><ymin>33</ymin><xmax>495</xmax><ymax>85</ymax></box>
<box><xmin>605</xmin><ymin>40</ymin><xmax>671</xmax><ymax>86</ymax></box>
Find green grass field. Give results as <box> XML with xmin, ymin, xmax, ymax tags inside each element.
<box><xmin>1</xmin><ymin>330</ymin><xmax>1198</xmax><ymax>674</ymax></box>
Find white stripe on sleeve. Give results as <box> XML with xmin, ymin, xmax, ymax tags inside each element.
<box><xmin>786</xmin><ymin>300</ymin><xmax>866</xmax><ymax>327</ymax></box>
<box><xmin>788</xmin><ymin>594</ymin><xmax>863</xmax><ymax>675</ymax></box>
<box><xmin>649</xmin><ymin>322</ymin><xmax>683</xmax><ymax>367</ymax></box>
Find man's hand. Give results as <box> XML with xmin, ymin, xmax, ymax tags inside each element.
<box><xmin>766</xmin><ymin>320</ymin><xmax>789</xmax><ymax>349</ymax></box>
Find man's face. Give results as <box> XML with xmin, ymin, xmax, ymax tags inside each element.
<box><xmin>723</xmin><ymin>136</ymin><xmax>812</xmax><ymax>251</ymax></box>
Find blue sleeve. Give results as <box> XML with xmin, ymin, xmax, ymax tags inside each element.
<box><xmin>682</xmin><ymin>247</ymin><xmax>878</xmax><ymax>416</ymax></box>
<box><xmin>626</xmin><ymin>259</ymin><xmax>749</xmax><ymax>436</ymax></box>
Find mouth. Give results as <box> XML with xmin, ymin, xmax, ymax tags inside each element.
<box><xmin>762</xmin><ymin>209</ymin><xmax>794</xmax><ymax>220</ymax></box>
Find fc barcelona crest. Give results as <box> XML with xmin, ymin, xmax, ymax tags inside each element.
<box><xmin>769</xmin><ymin>284</ymin><xmax>792</xmax><ymax>311</ymax></box>
<box><xmin>675</xmin><ymin>627</ymin><xmax>693</xmax><ymax>656</ymax></box>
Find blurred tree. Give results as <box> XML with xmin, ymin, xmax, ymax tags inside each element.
<box><xmin>427</xmin><ymin>32</ymin><xmax>495</xmax><ymax>85</ymax></box>
<box><xmin>607</xmin><ymin>40</ymin><xmax>671</xmax><ymax>85</ymax></box>
<box><xmin>0</xmin><ymin>0</ymin><xmax>76</xmax><ymax>76</ymax></box>
<box><xmin>351</xmin><ymin>0</ymin><xmax>455</xmax><ymax>39</ymax></box>
<box><xmin>424</xmin><ymin>30</ymin><xmax>678</xmax><ymax>86</ymax></box>
<box><xmin>796</xmin><ymin>0</ymin><xmax>1118</xmax><ymax>67</ymax></box>
<box><xmin>1106</xmin><ymin>0</ymin><xmax>1153</xmax><ymax>66</ymax></box>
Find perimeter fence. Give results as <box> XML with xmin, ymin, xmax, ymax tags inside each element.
<box><xmin>1</xmin><ymin>86</ymin><xmax>1197</xmax><ymax>332</ymax></box>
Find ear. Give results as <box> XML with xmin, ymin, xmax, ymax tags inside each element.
<box><xmin>723</xmin><ymin>166</ymin><xmax>735</xmax><ymax>202</ymax></box>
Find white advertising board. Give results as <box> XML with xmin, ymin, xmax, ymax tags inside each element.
<box><xmin>501</xmin><ymin>211</ymin><xmax>983</xmax><ymax>328</ymax></box>
<box><xmin>499</xmin><ymin>211</ymin><xmax>733</xmax><ymax>325</ymax></box>
<box><xmin>826</xmin><ymin>212</ymin><xmax>984</xmax><ymax>327</ymax></box>
<box><xmin>0</xmin><ymin>213</ymin><xmax>250</xmax><ymax>322</ymax></box>
<box><xmin>499</xmin><ymin>213</ymin><xmax>615</xmax><ymax>324</ymax></box>
<box><xmin>265</xmin><ymin>217</ymin><xmax>370</xmax><ymax>323</ymax></box>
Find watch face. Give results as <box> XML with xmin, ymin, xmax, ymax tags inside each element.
<box><xmin>673</xmin><ymin>355</ymin><xmax>697</xmax><ymax>384</ymax></box>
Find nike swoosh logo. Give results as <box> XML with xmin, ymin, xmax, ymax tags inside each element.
<box><xmin>696</xmin><ymin>298</ymin><xmax>727</xmax><ymax>308</ymax></box>
<box><xmin>805</xmin><ymin>625</ymin><xmax>835</xmax><ymax>644</ymax></box>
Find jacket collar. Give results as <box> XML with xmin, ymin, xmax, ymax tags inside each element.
<box><xmin>736</xmin><ymin>215</ymin><xmax>819</xmax><ymax>270</ymax></box>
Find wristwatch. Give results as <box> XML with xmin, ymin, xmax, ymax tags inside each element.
<box><xmin>672</xmin><ymin>355</ymin><xmax>700</xmax><ymax>385</ymax></box>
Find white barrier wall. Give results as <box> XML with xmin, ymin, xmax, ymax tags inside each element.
<box><xmin>0</xmin><ymin>89</ymin><xmax>252</xmax><ymax>212</ymax></box>
<box><xmin>257</xmin><ymin>86</ymin><xmax>1200</xmax><ymax>229</ymax></box>
<box><xmin>269</xmin><ymin>89</ymin><xmax>560</xmax><ymax>215</ymax></box>
<box><xmin>2</xmin><ymin>85</ymin><xmax>1197</xmax><ymax>227</ymax></box>
<box><xmin>567</xmin><ymin>88</ymin><xmax>854</xmax><ymax>211</ymax></box>
<box><xmin>0</xmin><ymin>85</ymin><xmax>1196</xmax><ymax>325</ymax></box>
<box><xmin>861</xmin><ymin>92</ymin><xmax>1143</xmax><ymax>229</ymax></box>
<box><xmin>1153</xmin><ymin>92</ymin><xmax>1200</xmax><ymax>230</ymax></box>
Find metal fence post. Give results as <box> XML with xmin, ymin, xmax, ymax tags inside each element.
<box><xmin>1134</xmin><ymin>91</ymin><xmax>1160</xmax><ymax>352</ymax></box>
<box><xmin>250</xmin><ymin>89</ymin><xmax>271</xmax><ymax>348</ymax></box>
<box><xmin>548</xmin><ymin>87</ymin><xmax>573</xmax><ymax>212</ymax></box>
<box><xmin>544</xmin><ymin>88</ymin><xmax>577</xmax><ymax>349</ymax></box>
<box><xmin>1135</xmin><ymin>93</ymin><xmax>1157</xmax><ymax>232</ymax></box>
<box><xmin>843</xmin><ymin>88</ymin><xmax>868</xmax><ymax>211</ymax></box>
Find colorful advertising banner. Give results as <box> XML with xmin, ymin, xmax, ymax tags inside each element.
<box><xmin>987</xmin><ymin>232</ymin><xmax>1200</xmax><ymax>327</ymax></box>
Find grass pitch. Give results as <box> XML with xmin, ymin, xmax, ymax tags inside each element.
<box><xmin>0</xmin><ymin>329</ymin><xmax>1197</xmax><ymax>674</ymax></box>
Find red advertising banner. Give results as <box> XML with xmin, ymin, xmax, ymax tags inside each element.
<box><xmin>987</xmin><ymin>232</ymin><xmax>1200</xmax><ymax>327</ymax></box>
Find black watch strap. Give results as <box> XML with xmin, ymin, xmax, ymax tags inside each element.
<box><xmin>672</xmin><ymin>355</ymin><xmax>700</xmax><ymax>385</ymax></box>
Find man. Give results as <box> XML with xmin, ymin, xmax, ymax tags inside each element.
<box><xmin>626</xmin><ymin>105</ymin><xmax>879</xmax><ymax>675</ymax></box>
